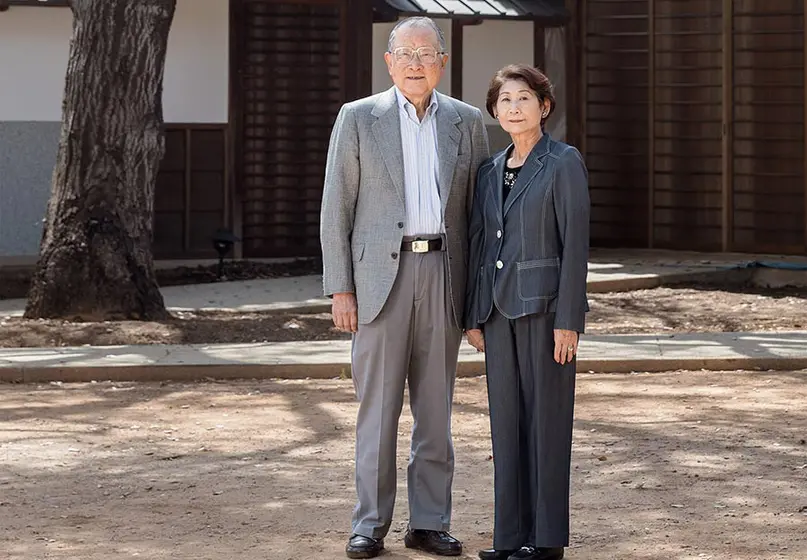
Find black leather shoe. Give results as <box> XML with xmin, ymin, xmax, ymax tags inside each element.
<box><xmin>479</xmin><ymin>548</ymin><xmax>518</xmax><ymax>560</ymax></box>
<box><xmin>346</xmin><ymin>534</ymin><xmax>384</xmax><ymax>559</ymax></box>
<box><xmin>404</xmin><ymin>528</ymin><xmax>462</xmax><ymax>556</ymax></box>
<box><xmin>508</xmin><ymin>545</ymin><xmax>564</xmax><ymax>560</ymax></box>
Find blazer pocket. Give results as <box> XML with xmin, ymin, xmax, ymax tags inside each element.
<box><xmin>352</xmin><ymin>243</ymin><xmax>365</xmax><ymax>264</ymax></box>
<box><xmin>516</xmin><ymin>257</ymin><xmax>560</xmax><ymax>301</ymax></box>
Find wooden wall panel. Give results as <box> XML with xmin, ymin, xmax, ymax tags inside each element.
<box><xmin>581</xmin><ymin>0</ymin><xmax>807</xmax><ymax>254</ymax></box>
<box><xmin>584</xmin><ymin>0</ymin><xmax>650</xmax><ymax>248</ymax></box>
<box><xmin>651</xmin><ymin>0</ymin><xmax>723</xmax><ymax>250</ymax></box>
<box><xmin>154</xmin><ymin>126</ymin><xmax>228</xmax><ymax>259</ymax></box>
<box><xmin>731</xmin><ymin>0</ymin><xmax>805</xmax><ymax>252</ymax></box>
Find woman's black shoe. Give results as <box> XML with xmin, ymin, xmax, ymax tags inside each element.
<box><xmin>508</xmin><ymin>545</ymin><xmax>564</xmax><ymax>560</ymax></box>
<box><xmin>478</xmin><ymin>548</ymin><xmax>518</xmax><ymax>560</ymax></box>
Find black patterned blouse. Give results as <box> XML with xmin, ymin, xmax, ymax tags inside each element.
<box><xmin>503</xmin><ymin>164</ymin><xmax>522</xmax><ymax>206</ymax></box>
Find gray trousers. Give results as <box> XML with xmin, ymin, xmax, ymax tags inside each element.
<box><xmin>350</xmin><ymin>249</ymin><xmax>462</xmax><ymax>539</ymax></box>
<box><xmin>483</xmin><ymin>308</ymin><xmax>577</xmax><ymax>549</ymax></box>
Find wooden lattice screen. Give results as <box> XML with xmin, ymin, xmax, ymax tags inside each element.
<box><xmin>583</xmin><ymin>0</ymin><xmax>806</xmax><ymax>254</ymax></box>
<box><xmin>154</xmin><ymin>126</ymin><xmax>228</xmax><ymax>259</ymax></box>
<box><xmin>234</xmin><ymin>0</ymin><xmax>343</xmax><ymax>258</ymax></box>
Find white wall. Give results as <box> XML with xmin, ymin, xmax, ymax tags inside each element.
<box><xmin>164</xmin><ymin>0</ymin><xmax>228</xmax><ymax>123</ymax></box>
<box><xmin>372</xmin><ymin>19</ymin><xmax>452</xmax><ymax>96</ymax></box>
<box><xmin>0</xmin><ymin>0</ymin><xmax>229</xmax><ymax>123</ymax></box>
<box><xmin>464</xmin><ymin>20</ymin><xmax>534</xmax><ymax>125</ymax></box>
<box><xmin>0</xmin><ymin>7</ymin><xmax>71</xmax><ymax>121</ymax></box>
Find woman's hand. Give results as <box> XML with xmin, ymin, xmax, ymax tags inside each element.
<box><xmin>466</xmin><ymin>328</ymin><xmax>485</xmax><ymax>353</ymax></box>
<box><xmin>553</xmin><ymin>329</ymin><xmax>578</xmax><ymax>365</ymax></box>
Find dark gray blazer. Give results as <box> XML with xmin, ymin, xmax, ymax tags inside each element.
<box><xmin>464</xmin><ymin>133</ymin><xmax>590</xmax><ymax>333</ymax></box>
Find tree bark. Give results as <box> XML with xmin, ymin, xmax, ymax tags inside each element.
<box><xmin>24</xmin><ymin>0</ymin><xmax>176</xmax><ymax>321</ymax></box>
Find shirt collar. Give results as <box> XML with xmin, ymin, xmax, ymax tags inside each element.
<box><xmin>394</xmin><ymin>87</ymin><xmax>439</xmax><ymax>117</ymax></box>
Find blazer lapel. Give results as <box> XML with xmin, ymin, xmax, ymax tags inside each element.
<box><xmin>502</xmin><ymin>134</ymin><xmax>551</xmax><ymax>218</ymax></box>
<box><xmin>489</xmin><ymin>151</ymin><xmax>507</xmax><ymax>227</ymax></box>
<box><xmin>371</xmin><ymin>88</ymin><xmax>405</xmax><ymax>204</ymax></box>
<box><xmin>435</xmin><ymin>92</ymin><xmax>461</xmax><ymax>212</ymax></box>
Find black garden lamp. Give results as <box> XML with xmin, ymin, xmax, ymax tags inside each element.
<box><xmin>212</xmin><ymin>228</ymin><xmax>239</xmax><ymax>279</ymax></box>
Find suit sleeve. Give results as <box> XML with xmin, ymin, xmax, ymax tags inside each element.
<box><xmin>463</xmin><ymin>109</ymin><xmax>491</xmax><ymax>331</ymax></box>
<box><xmin>467</xmin><ymin>108</ymin><xmax>491</xmax><ymax>217</ymax></box>
<box><xmin>553</xmin><ymin>146</ymin><xmax>590</xmax><ymax>333</ymax></box>
<box><xmin>319</xmin><ymin>104</ymin><xmax>360</xmax><ymax>296</ymax></box>
<box><xmin>464</xmin><ymin>162</ymin><xmax>488</xmax><ymax>331</ymax></box>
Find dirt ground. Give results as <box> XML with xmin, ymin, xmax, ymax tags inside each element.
<box><xmin>1</xmin><ymin>370</ymin><xmax>806</xmax><ymax>559</ymax></box>
<box><xmin>1</xmin><ymin>283</ymin><xmax>805</xmax><ymax>348</ymax></box>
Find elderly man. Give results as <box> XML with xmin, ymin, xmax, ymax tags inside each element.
<box><xmin>320</xmin><ymin>16</ymin><xmax>490</xmax><ymax>559</ymax></box>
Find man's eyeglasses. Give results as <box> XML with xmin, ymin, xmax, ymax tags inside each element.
<box><xmin>390</xmin><ymin>46</ymin><xmax>445</xmax><ymax>65</ymax></box>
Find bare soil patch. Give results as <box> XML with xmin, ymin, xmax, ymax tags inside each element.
<box><xmin>1</xmin><ymin>284</ymin><xmax>805</xmax><ymax>348</ymax></box>
<box><xmin>1</xmin><ymin>371</ymin><xmax>805</xmax><ymax>559</ymax></box>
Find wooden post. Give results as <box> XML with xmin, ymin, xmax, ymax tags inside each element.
<box><xmin>184</xmin><ymin>128</ymin><xmax>192</xmax><ymax>252</ymax></box>
<box><xmin>647</xmin><ymin>0</ymin><xmax>656</xmax><ymax>248</ymax></box>
<box><xmin>534</xmin><ymin>23</ymin><xmax>545</xmax><ymax>71</ymax></box>
<box><xmin>343</xmin><ymin>0</ymin><xmax>373</xmax><ymax>102</ymax></box>
<box><xmin>721</xmin><ymin>0</ymin><xmax>734</xmax><ymax>252</ymax></box>
<box><xmin>451</xmin><ymin>19</ymin><xmax>464</xmax><ymax>100</ymax></box>
<box><xmin>804</xmin><ymin>6</ymin><xmax>807</xmax><ymax>252</ymax></box>
<box><xmin>565</xmin><ymin>0</ymin><xmax>583</xmax><ymax>150</ymax></box>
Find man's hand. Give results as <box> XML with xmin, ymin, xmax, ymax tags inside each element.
<box><xmin>466</xmin><ymin>328</ymin><xmax>485</xmax><ymax>353</ymax></box>
<box><xmin>332</xmin><ymin>292</ymin><xmax>358</xmax><ymax>333</ymax></box>
<box><xmin>553</xmin><ymin>329</ymin><xmax>579</xmax><ymax>365</ymax></box>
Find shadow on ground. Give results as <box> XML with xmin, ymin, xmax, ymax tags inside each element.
<box><xmin>1</xmin><ymin>371</ymin><xmax>806</xmax><ymax>559</ymax></box>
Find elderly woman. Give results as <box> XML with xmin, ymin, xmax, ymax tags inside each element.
<box><xmin>464</xmin><ymin>64</ymin><xmax>590</xmax><ymax>560</ymax></box>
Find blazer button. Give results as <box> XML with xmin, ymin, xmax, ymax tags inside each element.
<box><xmin>397</xmin><ymin>222</ymin><xmax>404</xmax><ymax>228</ymax></box>
<box><xmin>496</xmin><ymin>260</ymin><xmax>503</xmax><ymax>269</ymax></box>
<box><xmin>391</xmin><ymin>252</ymin><xmax>398</xmax><ymax>260</ymax></box>
<box><xmin>496</xmin><ymin>230</ymin><xmax>502</xmax><ymax>238</ymax></box>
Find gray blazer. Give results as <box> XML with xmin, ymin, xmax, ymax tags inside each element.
<box><xmin>320</xmin><ymin>87</ymin><xmax>490</xmax><ymax>326</ymax></box>
<box><xmin>464</xmin><ymin>133</ymin><xmax>590</xmax><ymax>332</ymax></box>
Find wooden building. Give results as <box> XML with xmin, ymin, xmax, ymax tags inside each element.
<box><xmin>2</xmin><ymin>0</ymin><xmax>803</xmax><ymax>262</ymax></box>
<box><xmin>0</xmin><ymin>0</ymin><xmax>567</xmax><ymax>262</ymax></box>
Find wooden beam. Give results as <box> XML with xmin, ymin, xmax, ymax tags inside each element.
<box><xmin>579</xmin><ymin>0</ymin><xmax>587</xmax><ymax>154</ymax></box>
<box><xmin>534</xmin><ymin>23</ymin><xmax>545</xmax><ymax>71</ymax></box>
<box><xmin>451</xmin><ymin>19</ymin><xmax>464</xmax><ymax>100</ymax></box>
<box><xmin>564</xmin><ymin>0</ymin><xmax>583</xmax><ymax>149</ymax></box>
<box><xmin>647</xmin><ymin>0</ymin><xmax>655</xmax><ymax>248</ymax></box>
<box><xmin>721</xmin><ymin>0</ymin><xmax>734</xmax><ymax>252</ymax></box>
<box><xmin>184</xmin><ymin>128</ymin><xmax>192</xmax><ymax>253</ymax></box>
<box><xmin>343</xmin><ymin>0</ymin><xmax>373</xmax><ymax>102</ymax></box>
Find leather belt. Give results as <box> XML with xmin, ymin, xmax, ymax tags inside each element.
<box><xmin>401</xmin><ymin>238</ymin><xmax>443</xmax><ymax>253</ymax></box>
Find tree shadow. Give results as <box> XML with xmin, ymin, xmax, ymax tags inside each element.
<box><xmin>1</xmin><ymin>373</ymin><xmax>806</xmax><ymax>559</ymax></box>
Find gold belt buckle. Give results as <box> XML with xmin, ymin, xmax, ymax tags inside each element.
<box><xmin>411</xmin><ymin>240</ymin><xmax>430</xmax><ymax>253</ymax></box>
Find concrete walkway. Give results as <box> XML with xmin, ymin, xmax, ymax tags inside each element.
<box><xmin>2</xmin><ymin>249</ymin><xmax>805</xmax><ymax>382</ymax></box>
<box><xmin>1</xmin><ymin>247</ymin><xmax>791</xmax><ymax>317</ymax></box>
<box><xmin>2</xmin><ymin>331</ymin><xmax>806</xmax><ymax>383</ymax></box>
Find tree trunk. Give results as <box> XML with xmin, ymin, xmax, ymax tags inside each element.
<box><xmin>24</xmin><ymin>0</ymin><xmax>176</xmax><ymax>321</ymax></box>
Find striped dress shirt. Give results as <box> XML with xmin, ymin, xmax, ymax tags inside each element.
<box><xmin>395</xmin><ymin>87</ymin><xmax>443</xmax><ymax>237</ymax></box>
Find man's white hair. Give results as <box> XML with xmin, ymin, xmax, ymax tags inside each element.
<box><xmin>387</xmin><ymin>16</ymin><xmax>446</xmax><ymax>52</ymax></box>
